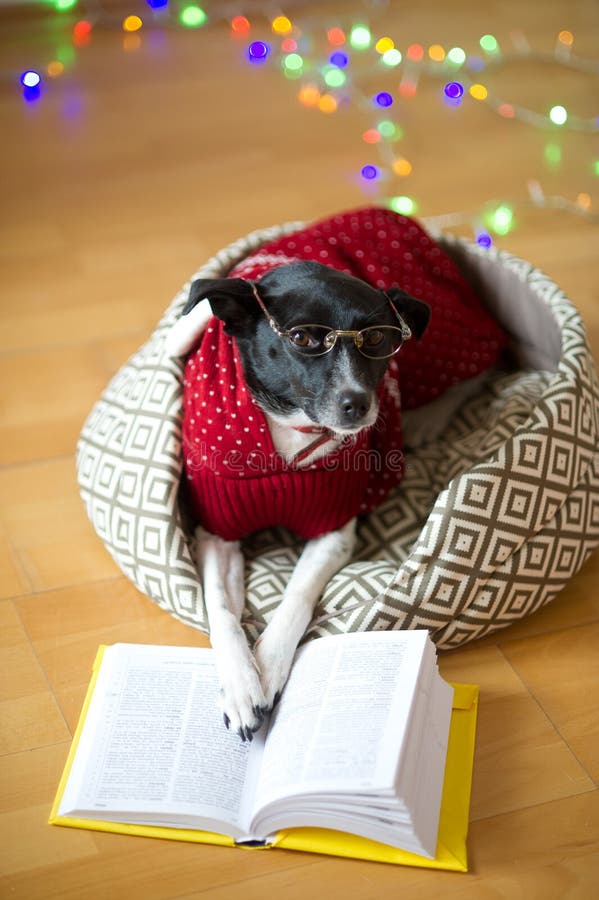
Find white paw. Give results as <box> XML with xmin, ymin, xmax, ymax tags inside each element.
<box><xmin>216</xmin><ymin>649</ymin><xmax>267</xmax><ymax>742</ymax></box>
<box><xmin>254</xmin><ymin>629</ymin><xmax>294</xmax><ymax>710</ymax></box>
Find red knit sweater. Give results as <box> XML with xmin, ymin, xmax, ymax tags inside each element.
<box><xmin>182</xmin><ymin>208</ymin><xmax>507</xmax><ymax>541</ymax></box>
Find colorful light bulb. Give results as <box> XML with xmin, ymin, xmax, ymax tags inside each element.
<box><xmin>20</xmin><ymin>70</ymin><xmax>41</xmax><ymax>88</ymax></box>
<box><xmin>329</xmin><ymin>51</ymin><xmax>349</xmax><ymax>68</ymax></box>
<box><xmin>361</xmin><ymin>164</ymin><xmax>380</xmax><ymax>180</ymax></box>
<box><xmin>123</xmin><ymin>15</ymin><xmax>142</xmax><ymax>32</ymax></box>
<box><xmin>389</xmin><ymin>196</ymin><xmax>416</xmax><ymax>215</ymax></box>
<box><xmin>283</xmin><ymin>53</ymin><xmax>303</xmax><ymax>73</ymax></box>
<box><xmin>489</xmin><ymin>204</ymin><xmax>513</xmax><ymax>235</ymax></box>
<box><xmin>323</xmin><ymin>66</ymin><xmax>346</xmax><ymax>88</ymax></box>
<box><xmin>377</xmin><ymin>120</ymin><xmax>401</xmax><ymax>139</ymax></box>
<box><xmin>374</xmin><ymin>91</ymin><xmax>394</xmax><ymax>108</ymax></box>
<box><xmin>469</xmin><ymin>83</ymin><xmax>488</xmax><ymax>101</ymax></box>
<box><xmin>406</xmin><ymin>44</ymin><xmax>424</xmax><ymax>61</ymax></box>
<box><xmin>549</xmin><ymin>105</ymin><xmax>568</xmax><ymax>125</ymax></box>
<box><xmin>375</xmin><ymin>37</ymin><xmax>394</xmax><ymax>54</ymax></box>
<box><xmin>231</xmin><ymin>16</ymin><xmax>250</xmax><ymax>35</ymax></box>
<box><xmin>479</xmin><ymin>34</ymin><xmax>499</xmax><ymax>54</ymax></box>
<box><xmin>382</xmin><ymin>49</ymin><xmax>402</xmax><ymax>66</ymax></box>
<box><xmin>247</xmin><ymin>41</ymin><xmax>270</xmax><ymax>63</ymax></box>
<box><xmin>272</xmin><ymin>16</ymin><xmax>292</xmax><ymax>35</ymax></box>
<box><xmin>327</xmin><ymin>28</ymin><xmax>346</xmax><ymax>46</ymax></box>
<box><xmin>446</xmin><ymin>47</ymin><xmax>466</xmax><ymax>66</ymax></box>
<box><xmin>180</xmin><ymin>6</ymin><xmax>206</xmax><ymax>28</ymax></box>
<box><xmin>444</xmin><ymin>82</ymin><xmax>464</xmax><ymax>100</ymax></box>
<box><xmin>350</xmin><ymin>26</ymin><xmax>371</xmax><ymax>50</ymax></box>
<box><xmin>392</xmin><ymin>158</ymin><xmax>412</xmax><ymax>177</ymax></box>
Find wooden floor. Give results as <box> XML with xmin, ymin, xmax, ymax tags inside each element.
<box><xmin>1</xmin><ymin>1</ymin><xmax>598</xmax><ymax>896</ymax></box>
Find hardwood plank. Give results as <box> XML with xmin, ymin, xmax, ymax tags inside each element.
<box><xmin>0</xmin><ymin>458</ymin><xmax>119</xmax><ymax>590</ymax></box>
<box><xmin>500</xmin><ymin>624</ymin><xmax>599</xmax><ymax>782</ymax></box>
<box><xmin>0</xmin><ymin>601</ymin><xmax>70</xmax><ymax>754</ymax></box>
<box><xmin>438</xmin><ymin>643</ymin><xmax>594</xmax><ymax>820</ymax></box>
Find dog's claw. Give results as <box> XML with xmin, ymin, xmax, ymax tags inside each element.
<box><xmin>223</xmin><ymin>713</ymin><xmax>231</xmax><ymax>730</ymax></box>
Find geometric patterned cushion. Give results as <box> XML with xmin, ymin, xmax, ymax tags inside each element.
<box><xmin>76</xmin><ymin>221</ymin><xmax>599</xmax><ymax>649</ymax></box>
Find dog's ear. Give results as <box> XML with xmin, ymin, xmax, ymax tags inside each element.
<box><xmin>182</xmin><ymin>278</ymin><xmax>257</xmax><ymax>335</ymax></box>
<box><xmin>386</xmin><ymin>289</ymin><xmax>431</xmax><ymax>341</ymax></box>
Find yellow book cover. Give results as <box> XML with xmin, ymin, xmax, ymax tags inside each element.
<box><xmin>49</xmin><ymin>643</ymin><xmax>478</xmax><ymax>871</ymax></box>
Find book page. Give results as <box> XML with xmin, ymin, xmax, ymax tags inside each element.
<box><xmin>58</xmin><ymin>644</ymin><xmax>265</xmax><ymax>836</ymax></box>
<box><xmin>252</xmin><ymin>631</ymin><xmax>428</xmax><ymax>819</ymax></box>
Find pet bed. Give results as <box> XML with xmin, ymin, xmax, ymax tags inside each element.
<box><xmin>76</xmin><ymin>220</ymin><xmax>599</xmax><ymax>649</ymax></box>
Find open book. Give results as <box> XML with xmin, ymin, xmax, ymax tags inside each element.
<box><xmin>50</xmin><ymin>631</ymin><xmax>478</xmax><ymax>870</ymax></box>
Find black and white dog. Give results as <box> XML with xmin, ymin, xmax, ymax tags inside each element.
<box><xmin>167</xmin><ymin>261</ymin><xmax>488</xmax><ymax>740</ymax></box>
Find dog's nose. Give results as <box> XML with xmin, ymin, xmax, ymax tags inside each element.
<box><xmin>338</xmin><ymin>390</ymin><xmax>370</xmax><ymax>424</ymax></box>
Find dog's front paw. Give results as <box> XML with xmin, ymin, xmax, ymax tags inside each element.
<box><xmin>254</xmin><ymin>629</ymin><xmax>294</xmax><ymax>711</ymax></box>
<box><xmin>217</xmin><ymin>653</ymin><xmax>267</xmax><ymax>742</ymax></box>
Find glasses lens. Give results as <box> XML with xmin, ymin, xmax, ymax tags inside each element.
<box><xmin>358</xmin><ymin>327</ymin><xmax>405</xmax><ymax>358</ymax></box>
<box><xmin>287</xmin><ymin>325</ymin><xmax>333</xmax><ymax>355</ymax></box>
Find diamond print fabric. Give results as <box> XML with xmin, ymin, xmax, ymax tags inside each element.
<box><xmin>76</xmin><ymin>223</ymin><xmax>599</xmax><ymax>647</ymax></box>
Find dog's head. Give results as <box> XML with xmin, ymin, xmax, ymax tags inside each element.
<box><xmin>184</xmin><ymin>262</ymin><xmax>430</xmax><ymax>434</ymax></box>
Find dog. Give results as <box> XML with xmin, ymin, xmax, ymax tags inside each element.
<box><xmin>166</xmin><ymin>209</ymin><xmax>507</xmax><ymax>741</ymax></box>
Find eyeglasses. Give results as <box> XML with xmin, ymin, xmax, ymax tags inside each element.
<box><xmin>251</xmin><ymin>283</ymin><xmax>412</xmax><ymax>359</ymax></box>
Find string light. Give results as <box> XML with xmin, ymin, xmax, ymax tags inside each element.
<box><xmin>20</xmin><ymin>70</ymin><xmax>41</xmax><ymax>88</ymax></box>
<box><xmin>350</xmin><ymin>26</ymin><xmax>372</xmax><ymax>50</ymax></box>
<box><xmin>73</xmin><ymin>20</ymin><xmax>92</xmax><ymax>47</ymax></box>
<box><xmin>283</xmin><ymin>53</ymin><xmax>303</xmax><ymax>76</ymax></box>
<box><xmin>231</xmin><ymin>16</ymin><xmax>251</xmax><ymax>36</ymax></box>
<box><xmin>12</xmin><ymin>8</ymin><xmax>597</xmax><ymax>240</ymax></box>
<box><xmin>318</xmin><ymin>94</ymin><xmax>337</xmax><ymax>113</ymax></box>
<box><xmin>446</xmin><ymin>47</ymin><xmax>466</xmax><ymax>67</ymax></box>
<box><xmin>298</xmin><ymin>84</ymin><xmax>320</xmax><ymax>107</ymax></box>
<box><xmin>272</xmin><ymin>16</ymin><xmax>292</xmax><ymax>35</ymax></box>
<box><xmin>374</xmin><ymin>91</ymin><xmax>393</xmax><ymax>108</ymax></box>
<box><xmin>327</xmin><ymin>28</ymin><xmax>345</xmax><ymax>47</ymax></box>
<box><xmin>406</xmin><ymin>44</ymin><xmax>424</xmax><ymax>61</ymax></box>
<box><xmin>392</xmin><ymin>158</ymin><xmax>412</xmax><ymax>176</ymax></box>
<box><xmin>444</xmin><ymin>81</ymin><xmax>464</xmax><ymax>101</ymax></box>
<box><xmin>428</xmin><ymin>44</ymin><xmax>445</xmax><ymax>62</ymax></box>
<box><xmin>123</xmin><ymin>16</ymin><xmax>143</xmax><ymax>33</ymax></box>
<box><xmin>329</xmin><ymin>51</ymin><xmax>349</xmax><ymax>68</ymax></box>
<box><xmin>361</xmin><ymin>164</ymin><xmax>380</xmax><ymax>180</ymax></box>
<box><xmin>323</xmin><ymin>66</ymin><xmax>346</xmax><ymax>88</ymax></box>
<box><xmin>390</xmin><ymin>196</ymin><xmax>416</xmax><ymax>215</ymax></box>
<box><xmin>489</xmin><ymin>204</ymin><xmax>514</xmax><ymax>235</ymax></box>
<box><xmin>382</xmin><ymin>49</ymin><xmax>402</xmax><ymax>67</ymax></box>
<box><xmin>375</xmin><ymin>37</ymin><xmax>394</xmax><ymax>54</ymax></box>
<box><xmin>469</xmin><ymin>83</ymin><xmax>488</xmax><ymax>100</ymax></box>
<box><xmin>549</xmin><ymin>104</ymin><xmax>568</xmax><ymax>125</ymax></box>
<box><xmin>479</xmin><ymin>34</ymin><xmax>499</xmax><ymax>54</ymax></box>
<box><xmin>180</xmin><ymin>6</ymin><xmax>207</xmax><ymax>28</ymax></box>
<box><xmin>247</xmin><ymin>40</ymin><xmax>270</xmax><ymax>63</ymax></box>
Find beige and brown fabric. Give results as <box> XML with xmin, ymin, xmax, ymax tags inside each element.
<box><xmin>76</xmin><ymin>222</ymin><xmax>599</xmax><ymax>649</ymax></box>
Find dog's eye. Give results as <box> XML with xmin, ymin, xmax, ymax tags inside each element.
<box><xmin>289</xmin><ymin>328</ymin><xmax>316</xmax><ymax>349</ymax></box>
<box><xmin>362</xmin><ymin>328</ymin><xmax>385</xmax><ymax>347</ymax></box>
